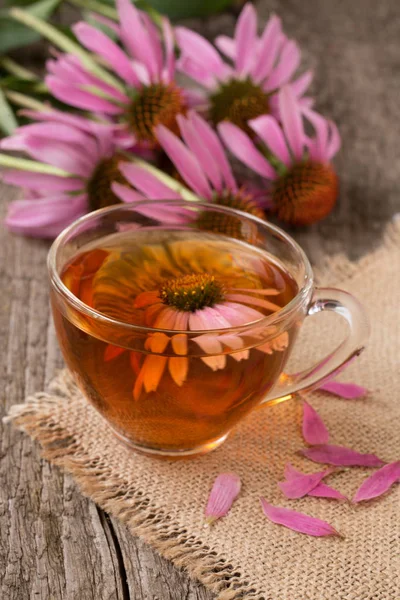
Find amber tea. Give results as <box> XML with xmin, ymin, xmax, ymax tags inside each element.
<box><xmin>53</xmin><ymin>230</ymin><xmax>299</xmax><ymax>455</ymax></box>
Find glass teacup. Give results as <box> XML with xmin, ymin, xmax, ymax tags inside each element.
<box><xmin>48</xmin><ymin>201</ymin><xmax>369</xmax><ymax>458</ymax></box>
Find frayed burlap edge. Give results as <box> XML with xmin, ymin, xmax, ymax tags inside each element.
<box><xmin>5</xmin><ymin>371</ymin><xmax>261</xmax><ymax>600</ymax></box>
<box><xmin>5</xmin><ymin>218</ymin><xmax>400</xmax><ymax>600</ymax></box>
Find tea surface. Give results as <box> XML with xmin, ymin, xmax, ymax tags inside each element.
<box><xmin>54</xmin><ymin>231</ymin><xmax>299</xmax><ymax>453</ymax></box>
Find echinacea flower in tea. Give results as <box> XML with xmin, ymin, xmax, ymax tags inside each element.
<box><xmin>92</xmin><ymin>235</ymin><xmax>291</xmax><ymax>399</ymax></box>
<box><xmin>219</xmin><ymin>86</ymin><xmax>341</xmax><ymax>225</ymax></box>
<box><xmin>175</xmin><ymin>3</ymin><xmax>312</xmax><ymax>132</ymax></box>
<box><xmin>59</xmin><ymin>227</ymin><xmax>298</xmax><ymax>451</ymax></box>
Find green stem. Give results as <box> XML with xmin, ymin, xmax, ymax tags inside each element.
<box><xmin>0</xmin><ymin>89</ymin><xmax>18</xmax><ymax>135</ymax></box>
<box><xmin>67</xmin><ymin>0</ymin><xmax>118</xmax><ymax>20</ymax></box>
<box><xmin>131</xmin><ymin>157</ymin><xmax>200</xmax><ymax>202</ymax></box>
<box><xmin>0</xmin><ymin>154</ymin><xmax>76</xmax><ymax>177</ymax></box>
<box><xmin>0</xmin><ymin>57</ymin><xmax>39</xmax><ymax>81</ymax></box>
<box><xmin>5</xmin><ymin>90</ymin><xmax>49</xmax><ymax>112</ymax></box>
<box><xmin>10</xmin><ymin>8</ymin><xmax>124</xmax><ymax>93</ymax></box>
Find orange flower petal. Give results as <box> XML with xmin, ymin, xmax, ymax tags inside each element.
<box><xmin>134</xmin><ymin>290</ymin><xmax>160</xmax><ymax>308</ymax></box>
<box><xmin>133</xmin><ymin>369</ymin><xmax>144</xmax><ymax>401</ymax></box>
<box><xmin>104</xmin><ymin>344</ymin><xmax>126</xmax><ymax>362</ymax></box>
<box><xmin>147</xmin><ymin>332</ymin><xmax>170</xmax><ymax>353</ymax></box>
<box><xmin>142</xmin><ymin>355</ymin><xmax>168</xmax><ymax>393</ymax></box>
<box><xmin>130</xmin><ymin>351</ymin><xmax>142</xmax><ymax>375</ymax></box>
<box><xmin>171</xmin><ymin>333</ymin><xmax>188</xmax><ymax>356</ymax></box>
<box><xmin>201</xmin><ymin>354</ymin><xmax>226</xmax><ymax>371</ymax></box>
<box><xmin>168</xmin><ymin>357</ymin><xmax>188</xmax><ymax>386</ymax></box>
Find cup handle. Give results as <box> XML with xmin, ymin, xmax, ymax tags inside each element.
<box><xmin>262</xmin><ymin>287</ymin><xmax>369</xmax><ymax>404</ymax></box>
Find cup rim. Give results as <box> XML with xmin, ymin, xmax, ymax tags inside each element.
<box><xmin>48</xmin><ymin>200</ymin><xmax>314</xmax><ymax>335</ymax></box>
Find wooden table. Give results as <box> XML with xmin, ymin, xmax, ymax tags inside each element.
<box><xmin>1</xmin><ymin>1</ymin><xmax>399</xmax><ymax>597</ymax></box>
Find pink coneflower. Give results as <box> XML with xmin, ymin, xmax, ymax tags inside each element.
<box><xmin>175</xmin><ymin>2</ymin><xmax>312</xmax><ymax>133</ymax></box>
<box><xmin>0</xmin><ymin>114</ymin><xmax>134</xmax><ymax>237</ymax></box>
<box><xmin>218</xmin><ymin>86</ymin><xmax>341</xmax><ymax>225</ymax></box>
<box><xmin>45</xmin><ymin>0</ymin><xmax>195</xmax><ymax>149</ymax></box>
<box><xmin>100</xmin><ymin>255</ymin><xmax>287</xmax><ymax>399</ymax></box>
<box><xmin>112</xmin><ymin>110</ymin><xmax>268</xmax><ymax>221</ymax></box>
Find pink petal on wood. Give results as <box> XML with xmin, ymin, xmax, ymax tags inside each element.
<box><xmin>278</xmin><ymin>468</ymin><xmax>333</xmax><ymax>499</ymax></box>
<box><xmin>318</xmin><ymin>381</ymin><xmax>367</xmax><ymax>399</ymax></box>
<box><xmin>260</xmin><ymin>498</ymin><xmax>341</xmax><ymax>537</ymax></box>
<box><xmin>205</xmin><ymin>473</ymin><xmax>241</xmax><ymax>524</ymax></box>
<box><xmin>353</xmin><ymin>461</ymin><xmax>400</xmax><ymax>503</ymax></box>
<box><xmin>300</xmin><ymin>444</ymin><xmax>385</xmax><ymax>467</ymax></box>
<box><xmin>302</xmin><ymin>400</ymin><xmax>330</xmax><ymax>445</ymax></box>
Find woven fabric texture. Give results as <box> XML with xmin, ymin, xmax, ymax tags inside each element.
<box><xmin>6</xmin><ymin>223</ymin><xmax>400</xmax><ymax>600</ymax></box>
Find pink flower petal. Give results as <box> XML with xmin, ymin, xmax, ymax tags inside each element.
<box><xmin>318</xmin><ymin>381</ymin><xmax>367</xmax><ymax>399</ymax></box>
<box><xmin>119</xmin><ymin>163</ymin><xmax>182</xmax><ymax>200</ymax></box>
<box><xmin>111</xmin><ymin>182</ymin><xmax>145</xmax><ymax>203</ymax></box>
<box><xmin>205</xmin><ymin>473</ymin><xmax>241</xmax><ymax>524</ymax></box>
<box><xmin>6</xmin><ymin>194</ymin><xmax>87</xmax><ymax>238</ymax></box>
<box><xmin>260</xmin><ymin>499</ymin><xmax>341</xmax><ymax>537</ymax></box>
<box><xmin>308</xmin><ymin>483</ymin><xmax>347</xmax><ymax>501</ymax></box>
<box><xmin>249</xmin><ymin>115</ymin><xmax>291</xmax><ymax>166</ymax></box>
<box><xmin>291</xmin><ymin>70</ymin><xmax>314</xmax><ymax>98</ymax></box>
<box><xmin>73</xmin><ymin>22</ymin><xmax>140</xmax><ymax>86</ymax></box>
<box><xmin>278</xmin><ymin>85</ymin><xmax>304</xmax><ymax>161</ymax></box>
<box><xmin>177</xmin><ymin>114</ymin><xmax>223</xmax><ymax>191</ymax></box>
<box><xmin>188</xmin><ymin>111</ymin><xmax>237</xmax><ymax>191</ymax></box>
<box><xmin>234</xmin><ymin>2</ymin><xmax>257</xmax><ymax>76</ymax></box>
<box><xmin>300</xmin><ymin>445</ymin><xmax>385</xmax><ymax>467</ymax></box>
<box><xmin>214</xmin><ymin>35</ymin><xmax>235</xmax><ymax>60</ymax></box>
<box><xmin>279</xmin><ymin>468</ymin><xmax>333</xmax><ymax>499</ymax></box>
<box><xmin>284</xmin><ymin>464</ymin><xmax>346</xmax><ymax>500</ymax></box>
<box><xmin>46</xmin><ymin>76</ymin><xmax>123</xmax><ymax>115</ymax></box>
<box><xmin>2</xmin><ymin>170</ymin><xmax>83</xmax><ymax>193</ymax></box>
<box><xmin>218</xmin><ymin>122</ymin><xmax>277</xmax><ymax>180</ymax></box>
<box><xmin>117</xmin><ymin>0</ymin><xmax>162</xmax><ymax>81</ymax></box>
<box><xmin>175</xmin><ymin>27</ymin><xmax>229</xmax><ymax>81</ymax></box>
<box><xmin>264</xmin><ymin>39</ymin><xmax>301</xmax><ymax>92</ymax></box>
<box><xmin>353</xmin><ymin>461</ymin><xmax>400</xmax><ymax>503</ymax></box>
<box><xmin>253</xmin><ymin>15</ymin><xmax>282</xmax><ymax>82</ymax></box>
<box><xmin>156</xmin><ymin>125</ymin><xmax>212</xmax><ymax>198</ymax></box>
<box><xmin>161</xmin><ymin>17</ymin><xmax>175</xmax><ymax>82</ymax></box>
<box><xmin>326</xmin><ymin>120</ymin><xmax>341</xmax><ymax>160</ymax></box>
<box><xmin>302</xmin><ymin>400</ymin><xmax>330</xmax><ymax>445</ymax></box>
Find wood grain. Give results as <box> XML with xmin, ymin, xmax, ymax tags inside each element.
<box><xmin>1</xmin><ymin>0</ymin><xmax>399</xmax><ymax>597</ymax></box>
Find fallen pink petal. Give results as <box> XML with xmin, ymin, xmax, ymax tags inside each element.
<box><xmin>279</xmin><ymin>466</ymin><xmax>333</xmax><ymax>499</ymax></box>
<box><xmin>300</xmin><ymin>444</ymin><xmax>385</xmax><ymax>467</ymax></box>
<box><xmin>205</xmin><ymin>473</ymin><xmax>241</xmax><ymax>524</ymax></box>
<box><xmin>302</xmin><ymin>400</ymin><xmax>330</xmax><ymax>445</ymax></box>
<box><xmin>318</xmin><ymin>381</ymin><xmax>368</xmax><ymax>399</ymax></box>
<box><xmin>308</xmin><ymin>483</ymin><xmax>347</xmax><ymax>501</ymax></box>
<box><xmin>284</xmin><ymin>463</ymin><xmax>346</xmax><ymax>500</ymax></box>
<box><xmin>260</xmin><ymin>498</ymin><xmax>341</xmax><ymax>537</ymax></box>
<box><xmin>353</xmin><ymin>461</ymin><xmax>400</xmax><ymax>503</ymax></box>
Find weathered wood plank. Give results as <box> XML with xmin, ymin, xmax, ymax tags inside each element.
<box><xmin>0</xmin><ymin>187</ymin><xmax>128</xmax><ymax>600</ymax></box>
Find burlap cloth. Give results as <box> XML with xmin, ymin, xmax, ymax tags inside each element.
<box><xmin>5</xmin><ymin>222</ymin><xmax>400</xmax><ymax>600</ymax></box>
